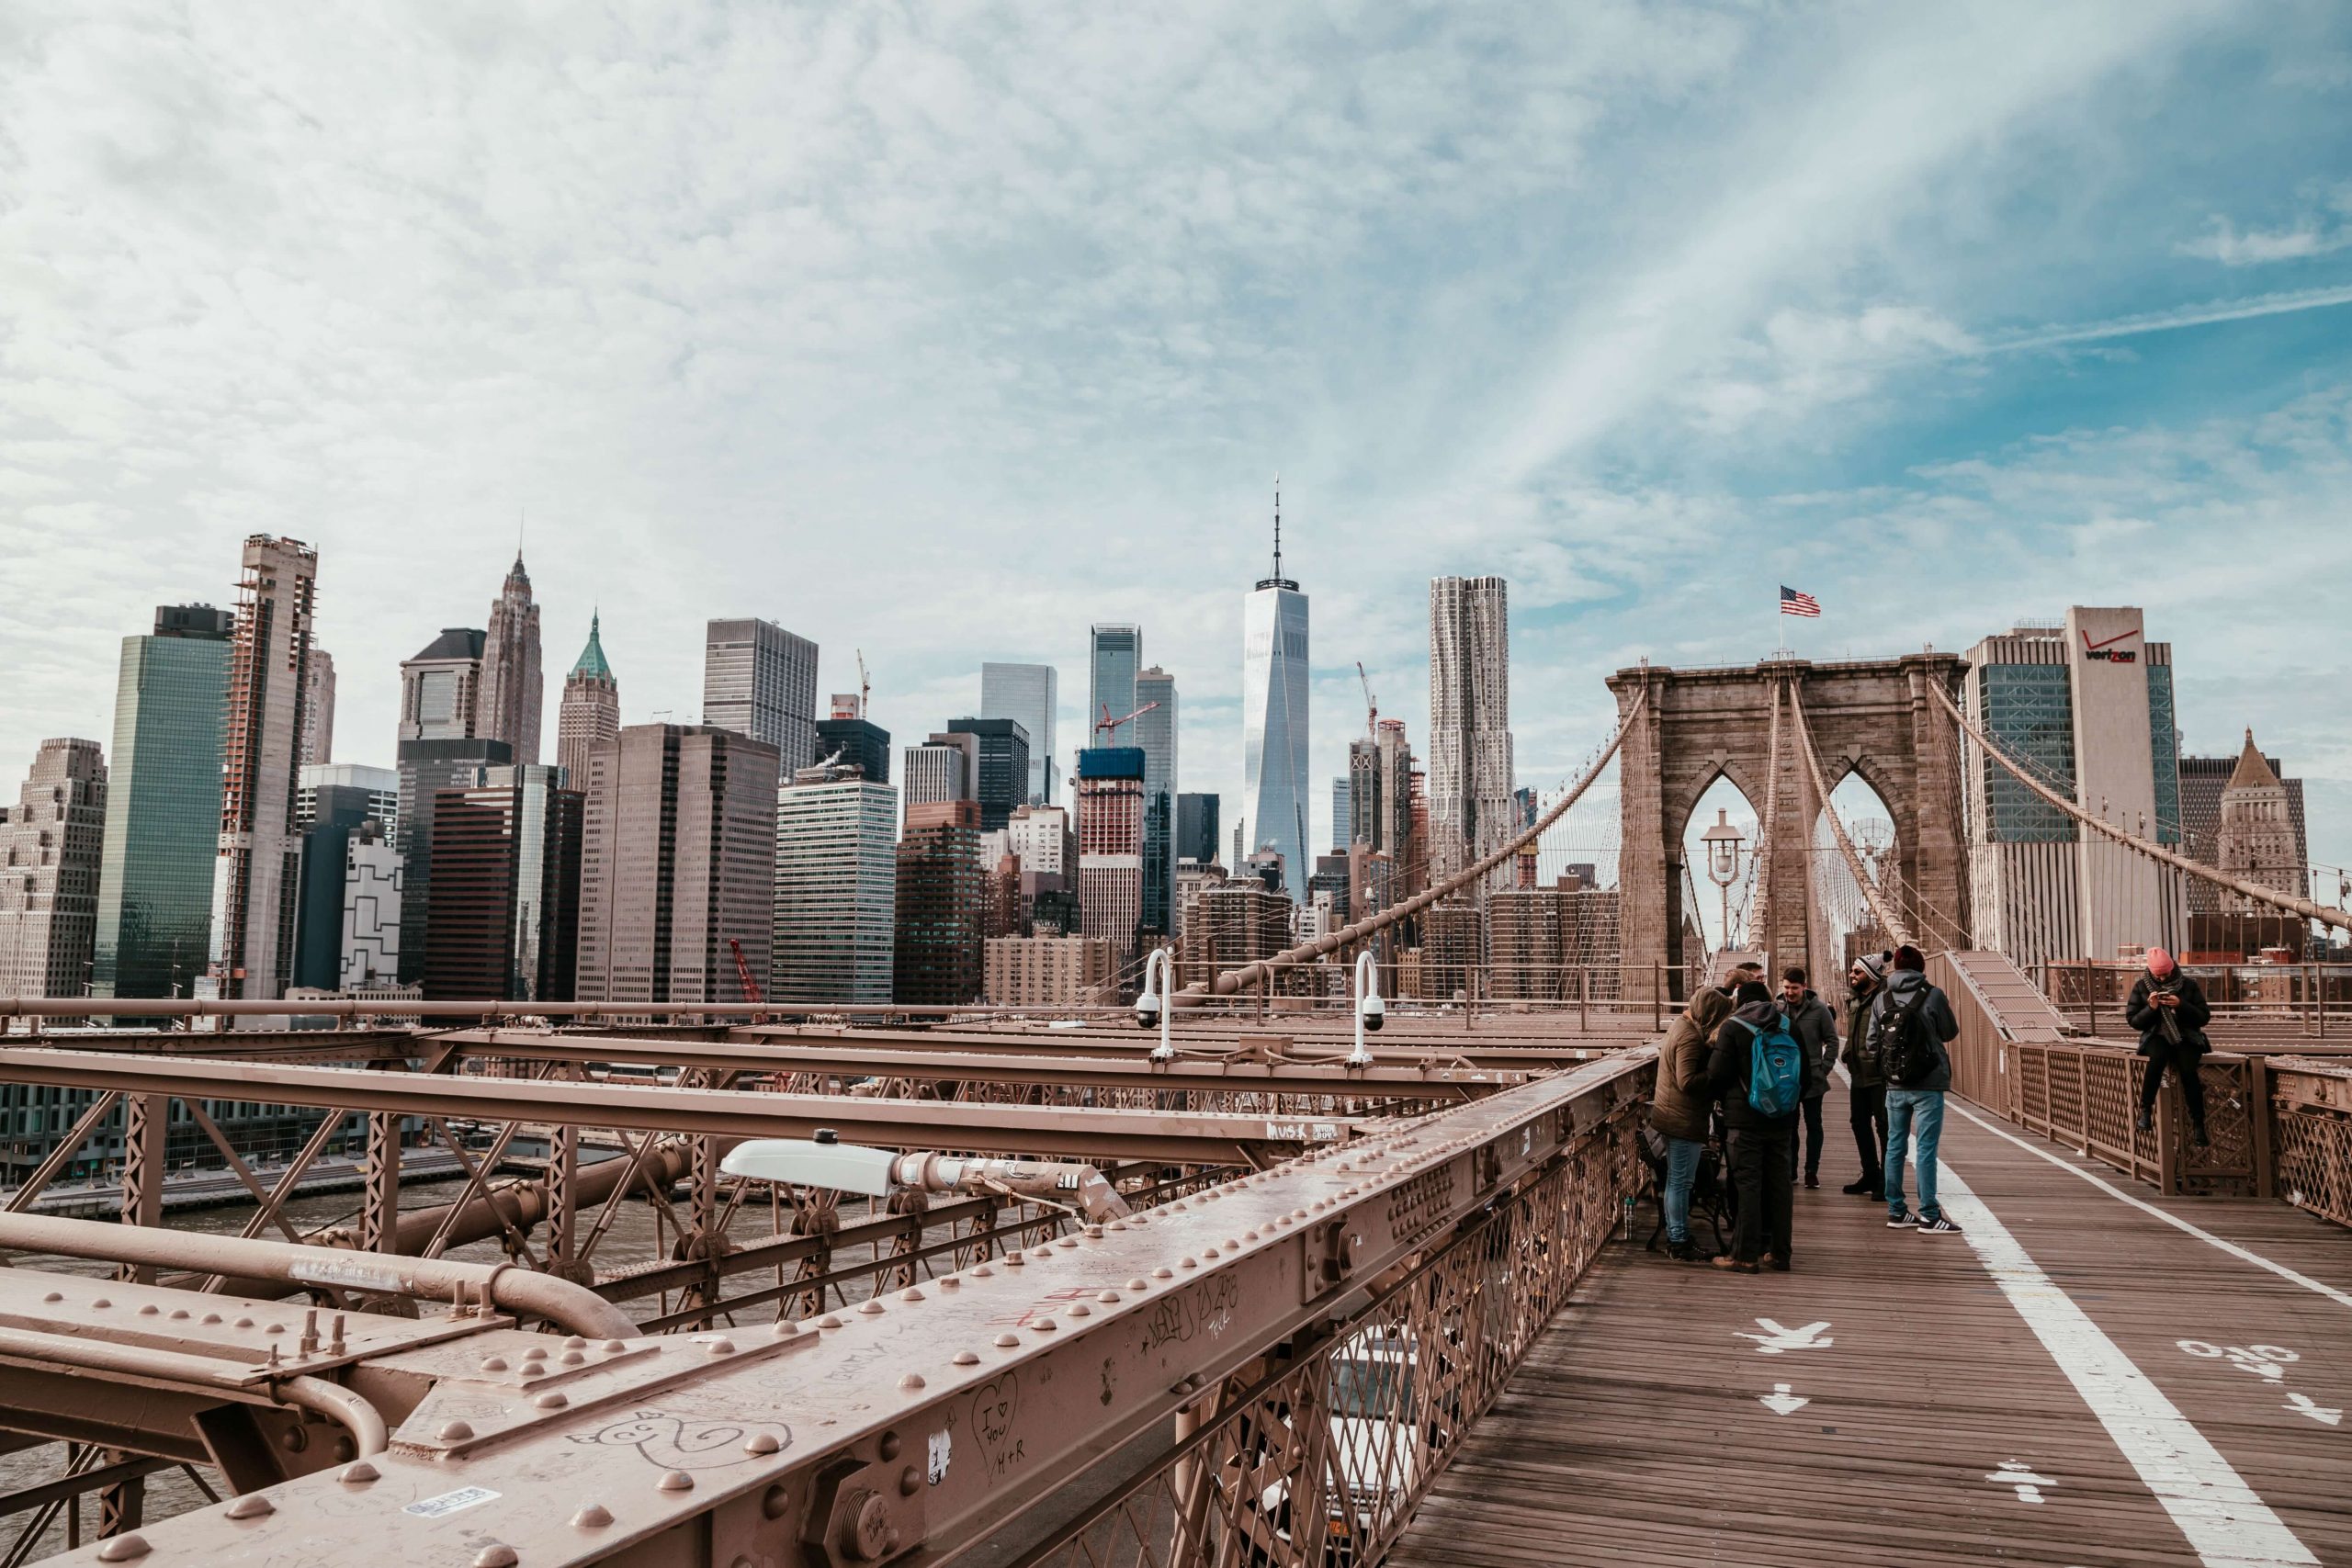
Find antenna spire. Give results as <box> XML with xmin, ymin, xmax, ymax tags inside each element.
<box><xmin>1272</xmin><ymin>474</ymin><xmax>1283</xmax><ymax>579</ymax></box>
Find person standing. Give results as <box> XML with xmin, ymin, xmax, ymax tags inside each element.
<box><xmin>1839</xmin><ymin>952</ymin><xmax>1892</xmax><ymax>1198</ymax></box>
<box><xmin>1649</xmin><ymin>987</ymin><xmax>1734</xmax><ymax>1262</ymax></box>
<box><xmin>1707</xmin><ymin>979</ymin><xmax>1801</xmax><ymax>1273</ymax></box>
<box><xmin>2128</xmin><ymin>947</ymin><xmax>2212</xmax><ymax>1148</ymax></box>
<box><xmin>1875</xmin><ymin>945</ymin><xmax>1962</xmax><ymax>1235</ymax></box>
<box><xmin>1778</xmin><ymin>966</ymin><xmax>1839</xmax><ymax>1190</ymax></box>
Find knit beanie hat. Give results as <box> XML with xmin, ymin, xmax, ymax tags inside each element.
<box><xmin>2147</xmin><ymin>946</ymin><xmax>2177</xmax><ymax>977</ymax></box>
<box><xmin>1893</xmin><ymin>944</ymin><xmax>1926</xmax><ymax>973</ymax></box>
<box><xmin>1856</xmin><ymin>952</ymin><xmax>1890</xmax><ymax>982</ymax></box>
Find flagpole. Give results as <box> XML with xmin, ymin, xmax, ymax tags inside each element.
<box><xmin>1778</xmin><ymin>590</ymin><xmax>1785</xmax><ymax>659</ymax></box>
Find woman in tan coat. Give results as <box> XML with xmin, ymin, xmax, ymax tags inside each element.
<box><xmin>1650</xmin><ymin>987</ymin><xmax>1733</xmax><ymax>1261</ymax></box>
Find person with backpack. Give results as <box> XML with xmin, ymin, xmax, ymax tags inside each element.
<box><xmin>1838</xmin><ymin>952</ymin><xmax>1892</xmax><ymax>1198</ymax></box>
<box><xmin>1649</xmin><ymin>987</ymin><xmax>1734</xmax><ymax>1262</ymax></box>
<box><xmin>1778</xmin><ymin>965</ymin><xmax>1839</xmax><ymax>1189</ymax></box>
<box><xmin>2127</xmin><ymin>947</ymin><xmax>2212</xmax><ymax>1148</ymax></box>
<box><xmin>1873</xmin><ymin>944</ymin><xmax>1962</xmax><ymax>1235</ymax></box>
<box><xmin>1706</xmin><ymin>979</ymin><xmax>1803</xmax><ymax>1273</ymax></box>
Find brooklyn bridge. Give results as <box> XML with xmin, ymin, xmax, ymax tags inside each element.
<box><xmin>2</xmin><ymin>653</ymin><xmax>2346</xmax><ymax>1568</ymax></box>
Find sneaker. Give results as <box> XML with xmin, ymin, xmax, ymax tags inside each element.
<box><xmin>1886</xmin><ymin>1213</ymin><xmax>1917</xmax><ymax>1229</ymax></box>
<box><xmin>1804</xmin><ymin>1175</ymin><xmax>1820</xmax><ymax>1190</ymax></box>
<box><xmin>1711</xmin><ymin>1255</ymin><xmax>1760</xmax><ymax>1274</ymax></box>
<box><xmin>2135</xmin><ymin>1110</ymin><xmax>2154</xmax><ymax>1134</ymax></box>
<box><xmin>1917</xmin><ymin>1214</ymin><xmax>1962</xmax><ymax>1235</ymax></box>
<box><xmin>1763</xmin><ymin>1254</ymin><xmax>1792</xmax><ymax>1272</ymax></box>
<box><xmin>1840</xmin><ymin>1179</ymin><xmax>1874</xmax><ymax>1195</ymax></box>
<box><xmin>1667</xmin><ymin>1238</ymin><xmax>1702</xmax><ymax>1263</ymax></box>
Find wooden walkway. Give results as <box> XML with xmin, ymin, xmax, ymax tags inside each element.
<box><xmin>1388</xmin><ymin>1085</ymin><xmax>2352</xmax><ymax>1567</ymax></box>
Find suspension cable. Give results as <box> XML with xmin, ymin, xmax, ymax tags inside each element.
<box><xmin>1182</xmin><ymin>688</ymin><xmax>1648</xmax><ymax>999</ymax></box>
<box><xmin>1786</xmin><ymin>683</ymin><xmax>1916</xmax><ymax>950</ymax></box>
<box><xmin>1929</xmin><ymin>682</ymin><xmax>2347</xmax><ymax>934</ymax></box>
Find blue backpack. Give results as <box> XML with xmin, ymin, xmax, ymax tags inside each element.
<box><xmin>1736</xmin><ymin>1013</ymin><xmax>1804</xmax><ymax>1118</ymax></box>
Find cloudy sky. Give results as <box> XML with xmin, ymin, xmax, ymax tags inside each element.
<box><xmin>5</xmin><ymin>2</ymin><xmax>2349</xmax><ymax>877</ymax></box>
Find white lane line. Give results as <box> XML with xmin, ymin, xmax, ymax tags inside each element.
<box><xmin>1948</xmin><ymin>1098</ymin><xmax>2352</xmax><ymax>1314</ymax></box>
<box><xmin>1936</xmin><ymin>1154</ymin><xmax>2318</xmax><ymax>1567</ymax></box>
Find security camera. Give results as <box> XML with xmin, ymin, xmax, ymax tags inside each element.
<box><xmin>1360</xmin><ymin>994</ymin><xmax>1385</xmax><ymax>1033</ymax></box>
<box><xmin>1134</xmin><ymin>992</ymin><xmax>1161</xmax><ymax>1030</ymax></box>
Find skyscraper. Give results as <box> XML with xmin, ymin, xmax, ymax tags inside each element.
<box><xmin>981</xmin><ymin>662</ymin><xmax>1058</xmax><ymax>805</ymax></box>
<box><xmin>0</xmin><ymin>739</ymin><xmax>107</xmax><ymax>998</ymax></box>
<box><xmin>1961</xmin><ymin>607</ymin><xmax>2187</xmax><ymax>966</ymax></box>
<box><xmin>895</xmin><ymin>798</ymin><xmax>985</xmax><ymax>1006</ymax></box>
<box><xmin>291</xmin><ymin>776</ymin><xmax>401</xmax><ymax>993</ymax></box>
<box><xmin>423</xmin><ymin>763</ymin><xmax>582</xmax><ymax>1001</ymax></box>
<box><xmin>478</xmin><ymin>554</ymin><xmax>544</xmax><ymax>766</ymax></box>
<box><xmin>1241</xmin><ymin>493</ymin><xmax>1309</xmax><ymax>902</ymax></box>
<box><xmin>703</xmin><ymin>617</ymin><xmax>819</xmax><ymax>769</ymax></box>
<box><xmin>1330</xmin><ymin>775</ymin><xmax>1351</xmax><ymax>852</ymax></box>
<box><xmin>775</xmin><ymin>761</ymin><xmax>899</xmax><ymax>1004</ymax></box>
<box><xmin>2215</xmin><ymin>731</ymin><xmax>2305</xmax><ymax>908</ymax></box>
<box><xmin>576</xmin><ymin>724</ymin><xmax>780</xmax><ymax>1005</ymax></box>
<box><xmin>1176</xmin><ymin>792</ymin><xmax>1220</xmax><ymax>869</ymax></box>
<box><xmin>1088</xmin><ymin>626</ymin><xmax>1140</xmax><ymax>743</ymax></box>
<box><xmin>208</xmin><ymin>535</ymin><xmax>319</xmax><ymax>1000</ymax></box>
<box><xmin>1428</xmin><ymin>575</ymin><xmax>1513</xmax><ymax>895</ymax></box>
<box><xmin>1348</xmin><ymin>719</ymin><xmax>1415</xmax><ymax>860</ymax></box>
<box><xmin>556</xmin><ymin>612</ymin><xmax>620</xmax><ymax>788</ymax></box>
<box><xmin>816</xmin><ymin>693</ymin><xmax>891</xmax><ymax>783</ymax></box>
<box><xmin>943</xmin><ymin>718</ymin><xmax>1032</xmax><ymax>832</ymax></box>
<box><xmin>396</xmin><ymin>626</ymin><xmax>505</xmax><ymax>984</ymax></box>
<box><xmin>1077</xmin><ymin>746</ymin><xmax>1148</xmax><ymax>970</ymax></box>
<box><xmin>93</xmin><ymin>605</ymin><xmax>232</xmax><ymax>1016</ymax></box>
<box><xmin>2181</xmin><ymin>744</ymin><xmax>2308</xmax><ymax>918</ymax></box>
<box><xmin>904</xmin><ymin>734</ymin><xmax>977</xmax><ymax>809</ymax></box>
<box><xmin>1132</xmin><ymin>669</ymin><xmax>1178</xmax><ymax>938</ymax></box>
<box><xmin>302</xmin><ymin>649</ymin><xmax>336</xmax><ymax>766</ymax></box>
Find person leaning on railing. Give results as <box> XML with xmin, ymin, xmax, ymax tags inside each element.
<box><xmin>2126</xmin><ymin>947</ymin><xmax>2212</xmax><ymax>1150</ymax></box>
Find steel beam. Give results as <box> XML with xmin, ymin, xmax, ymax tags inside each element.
<box><xmin>31</xmin><ymin>1051</ymin><xmax>1650</xmax><ymax>1568</ymax></box>
<box><xmin>437</xmin><ymin>1029</ymin><xmax>1531</xmax><ymax>1093</ymax></box>
<box><xmin>0</xmin><ymin>1049</ymin><xmax>1350</xmax><ymax>1165</ymax></box>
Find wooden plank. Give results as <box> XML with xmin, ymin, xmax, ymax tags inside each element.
<box><xmin>1385</xmin><ymin>1083</ymin><xmax>2352</xmax><ymax>1568</ymax></box>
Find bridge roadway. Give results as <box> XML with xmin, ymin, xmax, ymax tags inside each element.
<box><xmin>1389</xmin><ymin>1082</ymin><xmax>2352</xmax><ymax>1568</ymax></box>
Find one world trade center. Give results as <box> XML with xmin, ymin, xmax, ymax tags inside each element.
<box><xmin>1241</xmin><ymin>487</ymin><xmax>1309</xmax><ymax>903</ymax></box>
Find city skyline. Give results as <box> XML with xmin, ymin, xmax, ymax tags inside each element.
<box><xmin>4</xmin><ymin>6</ymin><xmax>2351</xmax><ymax>875</ymax></box>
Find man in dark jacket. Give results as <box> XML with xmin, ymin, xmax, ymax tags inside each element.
<box><xmin>1839</xmin><ymin>951</ymin><xmax>1891</xmax><ymax>1197</ymax></box>
<box><xmin>2127</xmin><ymin>947</ymin><xmax>2212</xmax><ymax>1148</ymax></box>
<box><xmin>1706</xmin><ymin>979</ymin><xmax>1797</xmax><ymax>1273</ymax></box>
<box><xmin>1874</xmin><ymin>945</ymin><xmax>1962</xmax><ymax>1235</ymax></box>
<box><xmin>1778</xmin><ymin>966</ymin><xmax>1839</xmax><ymax>1189</ymax></box>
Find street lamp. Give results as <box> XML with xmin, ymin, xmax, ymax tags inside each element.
<box><xmin>1136</xmin><ymin>945</ymin><xmax>1174</xmax><ymax>1061</ymax></box>
<box><xmin>1701</xmin><ymin>808</ymin><xmax>1747</xmax><ymax>952</ymax></box>
<box><xmin>1347</xmin><ymin>948</ymin><xmax>1385</xmax><ymax>1067</ymax></box>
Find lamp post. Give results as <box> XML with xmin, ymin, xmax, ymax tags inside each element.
<box><xmin>1701</xmin><ymin>808</ymin><xmax>1747</xmax><ymax>953</ymax></box>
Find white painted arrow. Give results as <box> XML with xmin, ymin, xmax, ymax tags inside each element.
<box><xmin>1986</xmin><ymin>1460</ymin><xmax>2055</xmax><ymax>1504</ymax></box>
<box><xmin>2284</xmin><ymin>1393</ymin><xmax>2341</xmax><ymax>1427</ymax></box>
<box><xmin>1758</xmin><ymin>1382</ymin><xmax>1809</xmax><ymax>1416</ymax></box>
<box><xmin>1736</xmin><ymin>1318</ymin><xmax>1833</xmax><ymax>1355</ymax></box>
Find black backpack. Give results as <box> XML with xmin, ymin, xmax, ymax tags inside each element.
<box><xmin>1872</xmin><ymin>986</ymin><xmax>1938</xmax><ymax>1088</ymax></box>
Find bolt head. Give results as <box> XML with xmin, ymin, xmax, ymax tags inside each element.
<box><xmin>535</xmin><ymin>1391</ymin><xmax>569</xmax><ymax>1409</ymax></box>
<box><xmin>224</xmin><ymin>1493</ymin><xmax>275</xmax><ymax>1519</ymax></box>
<box><xmin>993</xmin><ymin>1332</ymin><xmax>1019</xmax><ymax>1348</ymax></box>
<box><xmin>703</xmin><ymin>1337</ymin><xmax>737</xmax><ymax>1355</ymax></box>
<box><xmin>338</xmin><ymin>1461</ymin><xmax>379</xmax><ymax>1484</ymax></box>
<box><xmin>743</xmin><ymin>1431</ymin><xmax>782</xmax><ymax>1455</ymax></box>
<box><xmin>657</xmin><ymin>1469</ymin><xmax>695</xmax><ymax>1492</ymax></box>
<box><xmin>571</xmin><ymin>1504</ymin><xmax>614</xmax><ymax>1529</ymax></box>
<box><xmin>438</xmin><ymin>1420</ymin><xmax>475</xmax><ymax>1442</ymax></box>
<box><xmin>857</xmin><ymin>1301</ymin><xmax>885</xmax><ymax>1315</ymax></box>
<box><xmin>94</xmin><ymin>1535</ymin><xmax>150</xmax><ymax>1562</ymax></box>
<box><xmin>954</xmin><ymin>1349</ymin><xmax>981</xmax><ymax>1365</ymax></box>
<box><xmin>471</xmin><ymin>1548</ymin><xmax>519</xmax><ymax>1568</ymax></box>
<box><xmin>601</xmin><ymin>1339</ymin><xmax>628</xmax><ymax>1353</ymax></box>
<box><xmin>899</xmin><ymin>1372</ymin><xmax>927</xmax><ymax>1390</ymax></box>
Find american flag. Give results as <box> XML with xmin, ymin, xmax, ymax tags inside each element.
<box><xmin>1780</xmin><ymin>585</ymin><xmax>1821</xmax><ymax>618</ymax></box>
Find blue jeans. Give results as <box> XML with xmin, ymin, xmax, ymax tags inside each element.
<box><xmin>1885</xmin><ymin>1088</ymin><xmax>1946</xmax><ymax>1219</ymax></box>
<box><xmin>1662</xmin><ymin>1135</ymin><xmax>1704</xmax><ymax>1243</ymax></box>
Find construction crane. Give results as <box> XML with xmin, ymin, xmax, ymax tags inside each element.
<box><xmin>1356</xmin><ymin>660</ymin><xmax>1377</xmax><ymax>739</ymax></box>
<box><xmin>855</xmin><ymin>649</ymin><xmax>870</xmax><ymax>719</ymax></box>
<box><xmin>726</xmin><ymin>937</ymin><xmax>768</xmax><ymax>1024</ymax></box>
<box><xmin>1094</xmin><ymin>700</ymin><xmax>1160</xmax><ymax>743</ymax></box>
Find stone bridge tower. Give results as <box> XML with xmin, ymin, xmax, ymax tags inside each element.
<box><xmin>1608</xmin><ymin>654</ymin><xmax>1969</xmax><ymax>1003</ymax></box>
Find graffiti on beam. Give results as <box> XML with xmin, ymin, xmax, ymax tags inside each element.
<box><xmin>971</xmin><ymin>1372</ymin><xmax>1024</xmax><ymax>1479</ymax></box>
<box><xmin>1141</xmin><ymin>1274</ymin><xmax>1241</xmax><ymax>1355</ymax></box>
<box><xmin>570</xmin><ymin>1410</ymin><xmax>793</xmax><ymax>1470</ymax></box>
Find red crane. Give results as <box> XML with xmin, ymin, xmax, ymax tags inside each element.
<box><xmin>727</xmin><ymin>937</ymin><xmax>768</xmax><ymax>1023</ymax></box>
<box><xmin>1093</xmin><ymin>700</ymin><xmax>1161</xmax><ymax>743</ymax></box>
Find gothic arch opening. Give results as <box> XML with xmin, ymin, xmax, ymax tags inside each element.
<box><xmin>1812</xmin><ymin>769</ymin><xmax>1901</xmax><ymax>970</ymax></box>
<box><xmin>1681</xmin><ymin>771</ymin><xmax>1762</xmax><ymax>956</ymax></box>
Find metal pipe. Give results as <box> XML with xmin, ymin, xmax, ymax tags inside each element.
<box><xmin>0</xmin><ymin>1325</ymin><xmax>388</xmax><ymax>1458</ymax></box>
<box><xmin>0</xmin><ymin>1212</ymin><xmax>636</xmax><ymax>1340</ymax></box>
